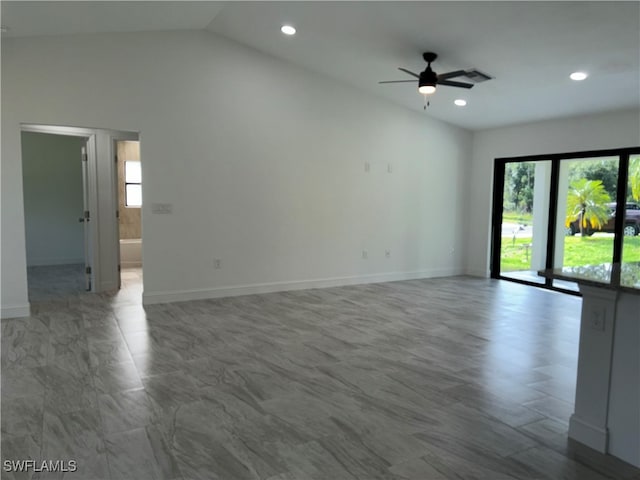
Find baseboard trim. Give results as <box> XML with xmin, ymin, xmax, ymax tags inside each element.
<box><xmin>569</xmin><ymin>414</ymin><xmax>609</xmax><ymax>453</ymax></box>
<box><xmin>466</xmin><ymin>269</ymin><xmax>489</xmax><ymax>278</ymax></box>
<box><xmin>1</xmin><ymin>303</ymin><xmax>31</xmax><ymax>319</ymax></box>
<box><xmin>143</xmin><ymin>268</ymin><xmax>464</xmax><ymax>305</ymax></box>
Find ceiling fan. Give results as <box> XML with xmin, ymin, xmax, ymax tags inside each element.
<box><xmin>379</xmin><ymin>52</ymin><xmax>474</xmax><ymax>96</ymax></box>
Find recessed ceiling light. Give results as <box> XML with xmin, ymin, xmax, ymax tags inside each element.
<box><xmin>454</xmin><ymin>99</ymin><xmax>467</xmax><ymax>107</ymax></box>
<box><xmin>281</xmin><ymin>25</ymin><xmax>296</xmax><ymax>36</ymax></box>
<box><xmin>570</xmin><ymin>71</ymin><xmax>588</xmax><ymax>81</ymax></box>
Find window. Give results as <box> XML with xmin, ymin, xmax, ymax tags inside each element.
<box><xmin>125</xmin><ymin>161</ymin><xmax>141</xmax><ymax>207</ymax></box>
<box><xmin>553</xmin><ymin>156</ymin><xmax>619</xmax><ymax>291</ymax></box>
<box><xmin>622</xmin><ymin>155</ymin><xmax>640</xmax><ymax>288</ymax></box>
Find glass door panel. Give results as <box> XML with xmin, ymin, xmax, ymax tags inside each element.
<box><xmin>621</xmin><ymin>155</ymin><xmax>640</xmax><ymax>288</ymax></box>
<box><xmin>553</xmin><ymin>156</ymin><xmax>620</xmax><ymax>290</ymax></box>
<box><xmin>499</xmin><ymin>160</ymin><xmax>551</xmax><ymax>284</ymax></box>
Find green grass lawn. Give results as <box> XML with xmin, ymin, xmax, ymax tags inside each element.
<box><xmin>502</xmin><ymin>211</ymin><xmax>533</xmax><ymax>225</ymax></box>
<box><xmin>500</xmin><ymin>235</ymin><xmax>640</xmax><ymax>272</ymax></box>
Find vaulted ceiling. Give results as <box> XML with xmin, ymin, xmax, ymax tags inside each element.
<box><xmin>2</xmin><ymin>1</ymin><xmax>639</xmax><ymax>130</ymax></box>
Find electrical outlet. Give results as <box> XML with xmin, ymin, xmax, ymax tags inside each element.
<box><xmin>387</xmin><ymin>163</ymin><xmax>393</xmax><ymax>173</ymax></box>
<box><xmin>213</xmin><ymin>258</ymin><xmax>222</xmax><ymax>269</ymax></box>
<box><xmin>364</xmin><ymin>162</ymin><xmax>370</xmax><ymax>173</ymax></box>
<box><xmin>362</xmin><ymin>250</ymin><xmax>368</xmax><ymax>259</ymax></box>
<box><xmin>385</xmin><ymin>249</ymin><xmax>391</xmax><ymax>258</ymax></box>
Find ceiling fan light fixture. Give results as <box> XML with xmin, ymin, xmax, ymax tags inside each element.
<box><xmin>418</xmin><ymin>85</ymin><xmax>436</xmax><ymax>95</ymax></box>
<box><xmin>418</xmin><ymin>70</ymin><xmax>437</xmax><ymax>95</ymax></box>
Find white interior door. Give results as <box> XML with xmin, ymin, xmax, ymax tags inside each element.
<box><xmin>80</xmin><ymin>144</ymin><xmax>91</xmax><ymax>290</ymax></box>
<box><xmin>80</xmin><ymin>136</ymin><xmax>98</xmax><ymax>291</ymax></box>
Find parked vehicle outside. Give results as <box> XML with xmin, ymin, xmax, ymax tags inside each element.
<box><xmin>567</xmin><ymin>202</ymin><xmax>640</xmax><ymax>236</ymax></box>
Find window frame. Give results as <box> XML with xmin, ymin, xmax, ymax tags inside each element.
<box><xmin>124</xmin><ymin>160</ymin><xmax>142</xmax><ymax>208</ymax></box>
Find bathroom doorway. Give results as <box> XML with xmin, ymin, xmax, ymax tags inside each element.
<box><xmin>115</xmin><ymin>140</ymin><xmax>143</xmax><ymax>291</ymax></box>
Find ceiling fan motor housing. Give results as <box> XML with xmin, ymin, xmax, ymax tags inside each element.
<box><xmin>419</xmin><ymin>69</ymin><xmax>437</xmax><ymax>88</ymax></box>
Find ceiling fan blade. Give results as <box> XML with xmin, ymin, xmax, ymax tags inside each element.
<box><xmin>437</xmin><ymin>70</ymin><xmax>466</xmax><ymax>81</ymax></box>
<box><xmin>379</xmin><ymin>80</ymin><xmax>417</xmax><ymax>84</ymax></box>
<box><xmin>437</xmin><ymin>80</ymin><xmax>474</xmax><ymax>89</ymax></box>
<box><xmin>398</xmin><ymin>67</ymin><xmax>420</xmax><ymax>78</ymax></box>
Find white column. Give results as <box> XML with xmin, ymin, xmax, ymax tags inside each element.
<box><xmin>569</xmin><ymin>285</ymin><xmax>618</xmax><ymax>452</ymax></box>
<box><xmin>570</xmin><ymin>285</ymin><xmax>640</xmax><ymax>467</ymax></box>
<box><xmin>607</xmin><ymin>291</ymin><xmax>640</xmax><ymax>466</ymax></box>
<box><xmin>554</xmin><ymin>163</ymin><xmax>570</xmax><ymax>268</ymax></box>
<box><xmin>530</xmin><ymin>162</ymin><xmax>551</xmax><ymax>270</ymax></box>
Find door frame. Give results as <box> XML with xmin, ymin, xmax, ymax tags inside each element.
<box><xmin>110</xmin><ymin>133</ymin><xmax>140</xmax><ymax>290</ymax></box>
<box><xmin>21</xmin><ymin>124</ymin><xmax>99</xmax><ymax>291</ymax></box>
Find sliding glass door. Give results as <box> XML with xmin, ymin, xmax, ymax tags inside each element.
<box><xmin>491</xmin><ymin>147</ymin><xmax>640</xmax><ymax>294</ymax></box>
<box><xmin>497</xmin><ymin>160</ymin><xmax>551</xmax><ymax>285</ymax></box>
<box><xmin>622</xmin><ymin>154</ymin><xmax>640</xmax><ymax>288</ymax></box>
<box><xmin>553</xmin><ymin>156</ymin><xmax>619</xmax><ymax>290</ymax></box>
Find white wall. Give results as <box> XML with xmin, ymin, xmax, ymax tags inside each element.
<box><xmin>1</xmin><ymin>30</ymin><xmax>472</xmax><ymax>313</ymax></box>
<box><xmin>21</xmin><ymin>132</ymin><xmax>86</xmax><ymax>266</ymax></box>
<box><xmin>467</xmin><ymin>109</ymin><xmax>640</xmax><ymax>277</ymax></box>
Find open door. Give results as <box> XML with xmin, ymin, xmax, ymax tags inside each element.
<box><xmin>80</xmin><ymin>136</ymin><xmax>97</xmax><ymax>291</ymax></box>
<box><xmin>114</xmin><ymin>139</ymin><xmax>142</xmax><ymax>290</ymax></box>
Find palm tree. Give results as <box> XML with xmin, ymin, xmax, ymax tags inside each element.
<box><xmin>630</xmin><ymin>157</ymin><xmax>640</xmax><ymax>201</ymax></box>
<box><xmin>565</xmin><ymin>178</ymin><xmax>611</xmax><ymax>237</ymax></box>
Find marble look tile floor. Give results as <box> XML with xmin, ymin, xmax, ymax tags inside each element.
<box><xmin>2</xmin><ymin>267</ymin><xmax>639</xmax><ymax>479</ymax></box>
<box><xmin>26</xmin><ymin>264</ymin><xmax>88</xmax><ymax>302</ymax></box>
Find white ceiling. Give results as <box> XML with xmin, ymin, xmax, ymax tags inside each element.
<box><xmin>2</xmin><ymin>1</ymin><xmax>639</xmax><ymax>130</ymax></box>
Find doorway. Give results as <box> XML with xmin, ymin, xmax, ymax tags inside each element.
<box><xmin>495</xmin><ymin>159</ymin><xmax>551</xmax><ymax>285</ymax></box>
<box><xmin>20</xmin><ymin>124</ymin><xmax>140</xmax><ymax>302</ymax></box>
<box><xmin>21</xmin><ymin>130</ymin><xmax>95</xmax><ymax>300</ymax></box>
<box><xmin>115</xmin><ymin>140</ymin><xmax>143</xmax><ymax>292</ymax></box>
